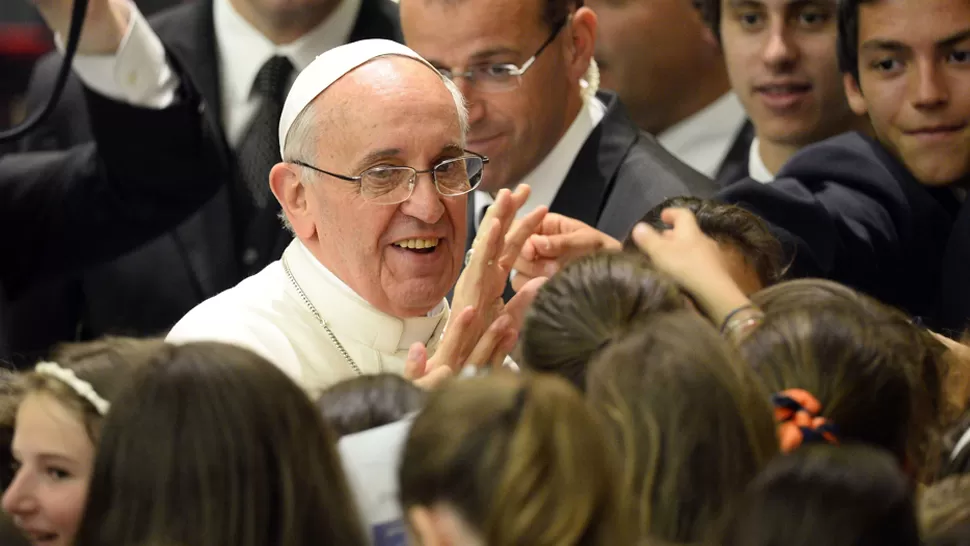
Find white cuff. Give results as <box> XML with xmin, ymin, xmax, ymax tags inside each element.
<box><xmin>57</xmin><ymin>3</ymin><xmax>178</xmax><ymax>109</ymax></box>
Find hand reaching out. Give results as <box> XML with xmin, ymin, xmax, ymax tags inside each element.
<box><xmin>407</xmin><ymin>185</ymin><xmax>549</xmax><ymax>385</ymax></box>
<box><xmin>403</xmin><ymin>299</ymin><xmax>530</xmax><ymax>389</ymax></box>
<box><xmin>511</xmin><ymin>213</ymin><xmax>621</xmax><ymax>292</ymax></box>
<box><xmin>631</xmin><ymin>207</ymin><xmax>751</xmax><ymax>325</ymax></box>
<box><xmin>449</xmin><ymin>185</ymin><xmax>547</xmax><ymax>347</ymax></box>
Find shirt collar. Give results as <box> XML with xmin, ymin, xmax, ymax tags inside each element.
<box><xmin>747</xmin><ymin>137</ymin><xmax>775</xmax><ymax>184</ymax></box>
<box><xmin>474</xmin><ymin>95</ymin><xmax>607</xmax><ymax>228</ymax></box>
<box><xmin>213</xmin><ymin>0</ymin><xmax>363</xmax><ymax>106</ymax></box>
<box><xmin>286</xmin><ymin>240</ymin><xmax>448</xmax><ymax>353</ymax></box>
<box><xmin>658</xmin><ymin>91</ymin><xmax>748</xmax><ymax>179</ymax></box>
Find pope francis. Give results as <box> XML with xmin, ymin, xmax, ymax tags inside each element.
<box><xmin>166</xmin><ymin>39</ymin><xmax>546</xmax><ymax>392</ymax></box>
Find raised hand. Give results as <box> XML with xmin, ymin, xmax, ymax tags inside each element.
<box><xmin>631</xmin><ymin>207</ymin><xmax>750</xmax><ymax>325</ymax></box>
<box><xmin>415</xmin><ymin>185</ymin><xmax>548</xmax><ymax>377</ymax></box>
<box><xmin>32</xmin><ymin>0</ymin><xmax>130</xmax><ymax>54</ymax></box>
<box><xmin>451</xmin><ymin>186</ymin><xmax>545</xmax><ymax>327</ymax></box>
<box><xmin>511</xmin><ymin>213</ymin><xmax>620</xmax><ymax>292</ymax></box>
<box><xmin>403</xmin><ymin>304</ymin><xmax>519</xmax><ymax>389</ymax></box>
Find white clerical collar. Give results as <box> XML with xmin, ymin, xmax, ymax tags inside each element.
<box><xmin>658</xmin><ymin>91</ymin><xmax>748</xmax><ymax>179</ymax></box>
<box><xmin>473</xmin><ymin>95</ymin><xmax>607</xmax><ymax>228</ymax></box>
<box><xmin>287</xmin><ymin>241</ymin><xmax>447</xmax><ymax>354</ymax></box>
<box><xmin>213</xmin><ymin>0</ymin><xmax>362</xmax><ymax>112</ymax></box>
<box><xmin>747</xmin><ymin>137</ymin><xmax>775</xmax><ymax>184</ymax></box>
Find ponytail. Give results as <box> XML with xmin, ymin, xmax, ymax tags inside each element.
<box><xmin>400</xmin><ymin>374</ymin><xmax>633</xmax><ymax>546</ymax></box>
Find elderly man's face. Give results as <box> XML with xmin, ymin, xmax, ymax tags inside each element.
<box><xmin>401</xmin><ymin>0</ymin><xmax>579</xmax><ymax>194</ymax></box>
<box><xmin>297</xmin><ymin>58</ymin><xmax>467</xmax><ymax>317</ymax></box>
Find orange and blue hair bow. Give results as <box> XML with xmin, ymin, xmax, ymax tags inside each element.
<box><xmin>772</xmin><ymin>388</ymin><xmax>839</xmax><ymax>453</ymax></box>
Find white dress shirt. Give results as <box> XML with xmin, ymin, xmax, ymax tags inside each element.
<box><xmin>62</xmin><ymin>3</ymin><xmax>178</xmax><ymax>108</ymax></box>
<box><xmin>338</xmin><ymin>417</ymin><xmax>415</xmax><ymax>541</ymax></box>
<box><xmin>657</xmin><ymin>91</ymin><xmax>748</xmax><ymax>179</ymax></box>
<box><xmin>473</xmin><ymin>95</ymin><xmax>607</xmax><ymax>228</ymax></box>
<box><xmin>747</xmin><ymin>137</ymin><xmax>776</xmax><ymax>184</ymax></box>
<box><xmin>214</xmin><ymin>0</ymin><xmax>362</xmax><ymax>147</ymax></box>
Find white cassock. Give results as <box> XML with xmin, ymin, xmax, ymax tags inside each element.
<box><xmin>166</xmin><ymin>39</ymin><xmax>456</xmax><ymax>392</ymax></box>
<box><xmin>166</xmin><ymin>240</ymin><xmax>450</xmax><ymax>393</ymax></box>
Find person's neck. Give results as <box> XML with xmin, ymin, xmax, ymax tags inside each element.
<box><xmin>759</xmin><ymin>114</ymin><xmax>875</xmax><ymax>175</ymax></box>
<box><xmin>756</xmin><ymin>138</ymin><xmax>803</xmax><ymax>176</ymax></box>
<box><xmin>644</xmin><ymin>64</ymin><xmax>731</xmax><ymax>135</ymax></box>
<box><xmin>229</xmin><ymin>0</ymin><xmax>340</xmax><ymax>45</ymax></box>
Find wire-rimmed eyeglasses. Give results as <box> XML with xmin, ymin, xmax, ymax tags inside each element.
<box><xmin>436</xmin><ymin>17</ymin><xmax>570</xmax><ymax>92</ymax></box>
<box><xmin>291</xmin><ymin>152</ymin><xmax>488</xmax><ymax>205</ymax></box>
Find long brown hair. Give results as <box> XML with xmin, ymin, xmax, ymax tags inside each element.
<box><xmin>740</xmin><ymin>296</ymin><xmax>941</xmax><ymax>479</ymax></box>
<box><xmin>718</xmin><ymin>445</ymin><xmax>920</xmax><ymax>546</ymax></box>
<box><xmin>586</xmin><ymin>311</ymin><xmax>778</xmax><ymax>544</ymax></box>
<box><xmin>3</xmin><ymin>338</ymin><xmax>164</xmax><ymax>443</ymax></box>
<box><xmin>921</xmin><ymin>474</ymin><xmax>970</xmax><ymax>540</ymax></box>
<box><xmin>0</xmin><ymin>337</ymin><xmax>163</xmax><ymax>492</ymax></box>
<box><xmin>520</xmin><ymin>251</ymin><xmax>689</xmax><ymax>391</ymax></box>
<box><xmin>399</xmin><ymin>373</ymin><xmax>634</xmax><ymax>545</ymax></box>
<box><xmin>74</xmin><ymin>341</ymin><xmax>367</xmax><ymax>546</ymax></box>
<box><xmin>750</xmin><ymin>279</ymin><xmax>947</xmax><ymax>479</ymax></box>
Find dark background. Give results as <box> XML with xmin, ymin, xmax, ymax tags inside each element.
<box><xmin>0</xmin><ymin>0</ymin><xmax>186</xmax><ymax>149</ymax></box>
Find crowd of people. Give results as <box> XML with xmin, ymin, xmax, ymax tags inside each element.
<box><xmin>1</xmin><ymin>0</ymin><xmax>970</xmax><ymax>543</ymax></box>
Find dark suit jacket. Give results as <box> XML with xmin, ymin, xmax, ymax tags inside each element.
<box><xmin>464</xmin><ymin>91</ymin><xmax>717</xmax><ymax>302</ymax></box>
<box><xmin>10</xmin><ymin>0</ymin><xmax>402</xmax><ymax>360</ymax></box>
<box><xmin>717</xmin><ymin>131</ymin><xmax>967</xmax><ymax>333</ymax></box>
<box><xmin>714</xmin><ymin>120</ymin><xmax>755</xmax><ymax>187</ymax></box>
<box><xmin>0</xmin><ymin>81</ymin><xmax>221</xmax><ymax>360</ymax></box>
<box><xmin>468</xmin><ymin>91</ymin><xmax>717</xmax><ymax>247</ymax></box>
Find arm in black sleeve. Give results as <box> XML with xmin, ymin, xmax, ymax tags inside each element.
<box><xmin>0</xmin><ymin>78</ymin><xmax>223</xmax><ymax>296</ymax></box>
<box><xmin>716</xmin><ymin>132</ymin><xmax>953</xmax><ymax>321</ymax></box>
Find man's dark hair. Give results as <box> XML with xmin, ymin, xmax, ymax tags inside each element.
<box><xmin>623</xmin><ymin>196</ymin><xmax>787</xmax><ymax>287</ymax></box>
<box><xmin>544</xmin><ymin>0</ymin><xmax>584</xmax><ymax>30</ymax></box>
<box><xmin>837</xmin><ymin>0</ymin><xmax>874</xmax><ymax>84</ymax></box>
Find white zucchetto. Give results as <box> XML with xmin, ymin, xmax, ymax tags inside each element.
<box><xmin>278</xmin><ymin>39</ymin><xmax>439</xmax><ymax>157</ymax></box>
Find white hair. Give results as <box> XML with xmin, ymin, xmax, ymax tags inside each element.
<box><xmin>582</xmin><ymin>58</ymin><xmax>600</xmax><ymax>101</ymax></box>
<box><xmin>278</xmin><ymin>63</ymin><xmax>470</xmax><ymax>233</ymax></box>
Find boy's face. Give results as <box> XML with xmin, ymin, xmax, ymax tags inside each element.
<box><xmin>845</xmin><ymin>0</ymin><xmax>970</xmax><ymax>186</ymax></box>
<box><xmin>720</xmin><ymin>0</ymin><xmax>858</xmax><ymax>148</ymax></box>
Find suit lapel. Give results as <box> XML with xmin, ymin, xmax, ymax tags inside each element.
<box><xmin>153</xmin><ymin>0</ymin><xmax>240</xmax><ymax>296</ymax></box>
<box><xmin>715</xmin><ymin>120</ymin><xmax>754</xmax><ymax>187</ymax></box>
<box><xmin>549</xmin><ymin>91</ymin><xmax>633</xmax><ymax>227</ymax></box>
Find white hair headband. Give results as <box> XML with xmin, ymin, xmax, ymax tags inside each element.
<box><xmin>34</xmin><ymin>362</ymin><xmax>111</xmax><ymax>416</ymax></box>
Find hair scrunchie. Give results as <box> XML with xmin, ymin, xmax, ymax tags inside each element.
<box><xmin>773</xmin><ymin>388</ymin><xmax>839</xmax><ymax>453</ymax></box>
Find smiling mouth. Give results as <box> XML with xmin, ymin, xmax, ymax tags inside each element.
<box><xmin>755</xmin><ymin>83</ymin><xmax>812</xmax><ymax>94</ymax></box>
<box><xmin>24</xmin><ymin>530</ymin><xmax>59</xmax><ymax>544</ymax></box>
<box><xmin>392</xmin><ymin>238</ymin><xmax>440</xmax><ymax>254</ymax></box>
<box><xmin>906</xmin><ymin>123</ymin><xmax>966</xmax><ymax>135</ymax></box>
